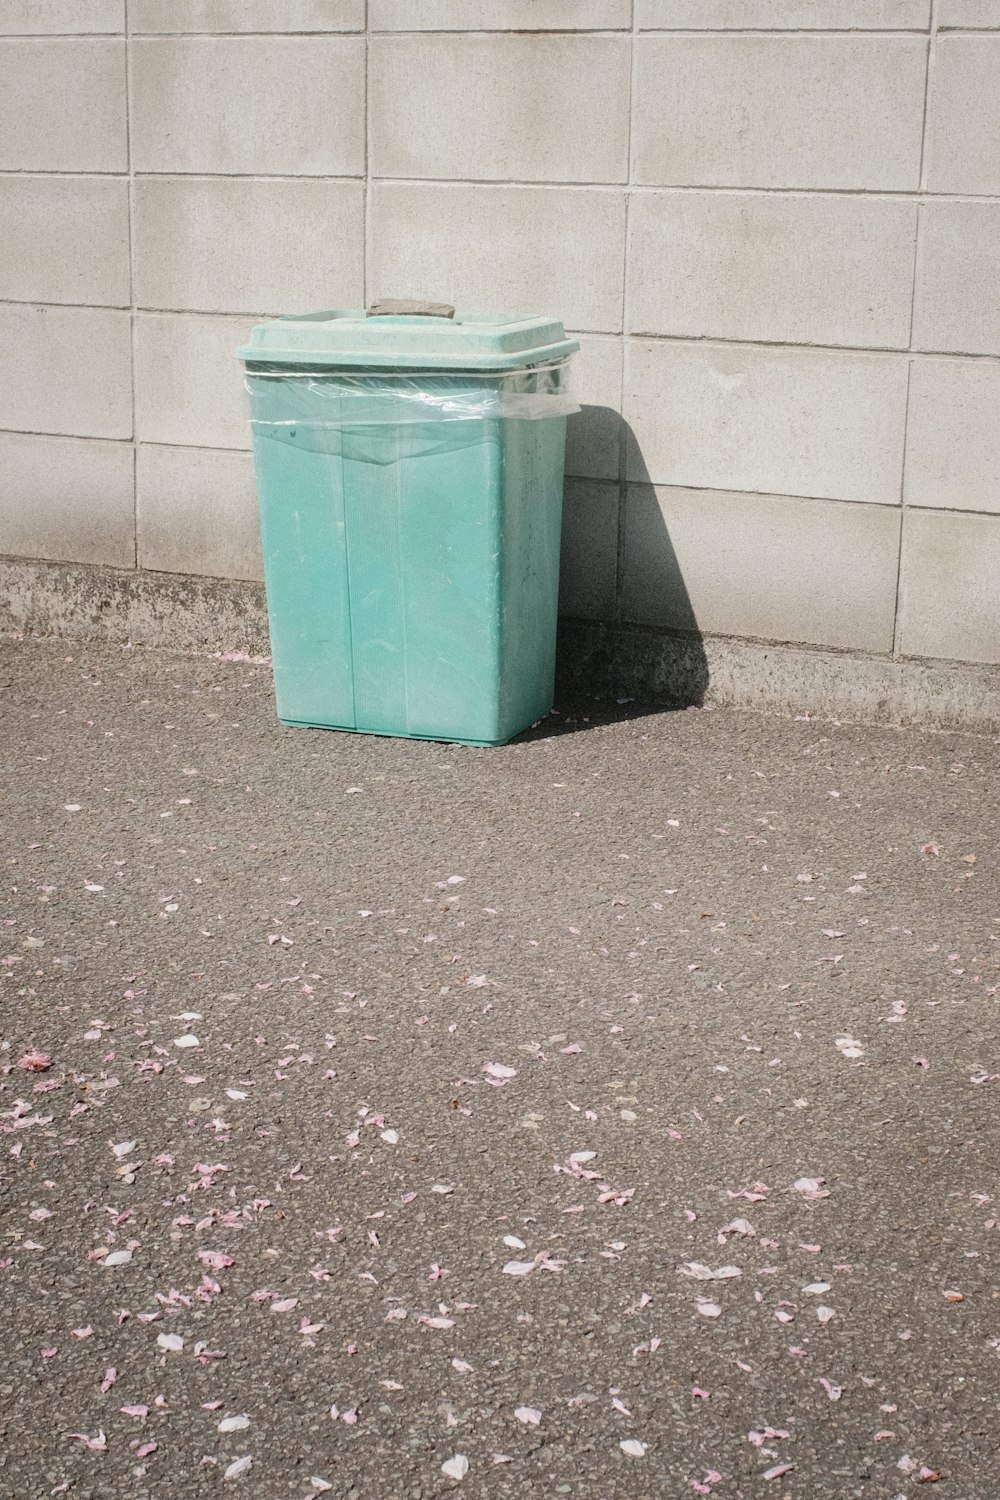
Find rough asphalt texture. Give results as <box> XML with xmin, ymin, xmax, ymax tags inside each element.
<box><xmin>1</xmin><ymin>637</ymin><xmax>998</xmax><ymax>1500</ymax></box>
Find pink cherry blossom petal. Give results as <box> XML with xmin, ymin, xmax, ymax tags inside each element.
<box><xmin>17</xmin><ymin>1052</ymin><xmax>52</xmax><ymax>1073</ymax></box>
<box><xmin>66</xmin><ymin>1430</ymin><xmax>107</xmax><ymax>1451</ymax></box>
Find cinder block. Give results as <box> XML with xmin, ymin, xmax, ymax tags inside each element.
<box><xmin>0</xmin><ymin>39</ymin><xmax>126</xmax><ymax>170</ymax></box>
<box><xmin>938</xmin><ymin>1</ymin><xmax>1000</xmax><ymax>23</ymax></box>
<box><xmin>622</xmin><ymin>484</ymin><xmax>900</xmax><ymax>652</ymax></box>
<box><xmin>636</xmin><ymin>0</ymin><xmax>930</xmax><ymax>24</ymax></box>
<box><xmin>134</xmin><ymin>177</ymin><xmax>364</xmax><ymax>316</ymax></box>
<box><xmin>0</xmin><ymin>1</ymin><xmax>123</xmax><ymax>31</ymax></box>
<box><xmin>371</xmin><ymin>0</ymin><xmax>632</xmax><ymax>28</ymax></box>
<box><xmin>634</xmin><ymin>36</ymin><xmax>925</xmax><ymax>190</ymax></box>
<box><xmin>0</xmin><ymin>177</ymin><xmax>129</xmax><ymax>307</ymax></box>
<box><xmin>130</xmin><ymin>0</ymin><xmax>364</xmax><ymax>30</ymax></box>
<box><xmin>898</xmin><ymin>510</ymin><xmax>1000</xmax><ymax>664</ymax></box>
<box><xmin>904</xmin><ymin>360</ymin><xmax>1000</xmax><ymax>515</ymax></box>
<box><xmin>925</xmin><ymin>36</ymin><xmax>1000</xmax><ymax>194</ymax></box>
<box><xmin>629</xmin><ymin>192</ymin><xmax>916</xmax><ymax>349</ymax></box>
<box><xmin>912</xmin><ymin>201</ymin><xmax>1000</xmax><ymax>356</ymax></box>
<box><xmin>132</xmin><ymin>36</ymin><xmax>364</xmax><ymax>175</ymax></box>
<box><xmin>135</xmin><ymin>314</ymin><xmax>254</xmax><ymax>451</ymax></box>
<box><xmin>0</xmin><ymin>432</ymin><xmax>133</xmax><ymax>567</ymax></box>
<box><xmin>565</xmin><ymin>337</ymin><xmax>622</xmax><ymax>482</ymax></box>
<box><xmin>0</xmin><ymin>304</ymin><xmax>131</xmax><ymax>440</ymax></box>
<box><xmin>137</xmin><ymin>444</ymin><xmax>263</xmax><ymax>582</ymax></box>
<box><xmin>370</xmin><ymin>35</ymin><xmax>629</xmax><ymax>183</ymax></box>
<box><xmin>560</xmin><ymin>479</ymin><xmax>619</xmax><ymax>622</ymax></box>
<box><xmin>624</xmin><ymin>340</ymin><xmax>908</xmax><ymax>505</ymax></box>
<box><xmin>370</xmin><ymin>184</ymin><xmax>626</xmax><ymax>335</ymax></box>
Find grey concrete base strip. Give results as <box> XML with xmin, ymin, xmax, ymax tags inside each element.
<box><xmin>557</xmin><ymin>619</ymin><xmax>1000</xmax><ymax>736</ymax></box>
<box><xmin>0</xmin><ymin>556</ymin><xmax>271</xmax><ymax>656</ymax></box>
<box><xmin>2</xmin><ymin>556</ymin><xmax>999</xmax><ymax>734</ymax></box>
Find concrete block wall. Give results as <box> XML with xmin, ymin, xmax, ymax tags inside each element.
<box><xmin>2</xmin><ymin>0</ymin><xmax>1000</xmax><ymax>678</ymax></box>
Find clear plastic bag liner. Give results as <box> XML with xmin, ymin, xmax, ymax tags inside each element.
<box><xmin>244</xmin><ymin>361</ymin><xmax>578</xmax><ymax>463</ymax></box>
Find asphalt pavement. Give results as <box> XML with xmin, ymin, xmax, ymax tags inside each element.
<box><xmin>1</xmin><ymin>636</ymin><xmax>998</xmax><ymax>1500</ymax></box>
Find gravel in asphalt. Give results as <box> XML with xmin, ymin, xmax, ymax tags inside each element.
<box><xmin>1</xmin><ymin>637</ymin><xmax>998</xmax><ymax>1500</ymax></box>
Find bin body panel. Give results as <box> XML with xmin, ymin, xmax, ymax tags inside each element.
<box><xmin>497</xmin><ymin>415</ymin><xmax>565</xmax><ymax>739</ymax></box>
<box><xmin>253</xmin><ymin>435</ymin><xmax>357</xmax><ymax>731</ymax></box>
<box><xmin>249</xmin><ymin>393</ymin><xmax>566</xmax><ymax>745</ymax></box>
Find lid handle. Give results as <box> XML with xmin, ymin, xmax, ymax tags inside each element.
<box><xmin>367</xmin><ymin>299</ymin><xmax>455</xmax><ymax>319</ymax></box>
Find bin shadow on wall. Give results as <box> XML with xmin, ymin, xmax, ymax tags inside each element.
<box><xmin>534</xmin><ymin>405</ymin><xmax>710</xmax><ymax>739</ymax></box>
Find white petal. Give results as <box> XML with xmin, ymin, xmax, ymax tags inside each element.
<box><xmin>620</xmin><ymin>1439</ymin><xmax>647</xmax><ymax>1458</ymax></box>
<box><xmin>174</xmin><ymin>1034</ymin><xmax>200</xmax><ymax>1049</ymax></box>
<box><xmin>441</xmin><ymin>1454</ymin><xmax>469</xmax><ymax>1481</ymax></box>
<box><xmin>680</xmin><ymin>1261</ymin><xmax>740</xmax><ymax>1280</ymax></box>
<box><xmin>103</xmin><ymin>1250</ymin><xmax>133</xmax><ymax>1267</ymax></box>
<box><xmin>514</xmin><ymin>1406</ymin><xmax>541</xmax><ymax>1425</ymax></box>
<box><xmin>218</xmin><ymin>1415</ymin><xmax>250</xmax><ymax>1433</ymax></box>
<box><xmin>718</xmin><ymin>1217</ymin><xmax>755</xmax><ymax>1239</ymax></box>
<box><xmin>679</xmin><ymin>1262</ymin><xmax>715</xmax><ymax>1280</ymax></box>
<box><xmin>156</xmin><ymin>1333</ymin><xmax>184</xmax><ymax>1352</ymax></box>
<box><xmin>503</xmin><ymin>1235</ymin><xmax>527</xmax><ymax>1250</ymax></box>
<box><xmin>502</xmin><ymin>1260</ymin><xmax>535</xmax><ymax>1276</ymax></box>
<box><xmin>224</xmin><ymin>1456</ymin><xmax>252</xmax><ymax>1481</ymax></box>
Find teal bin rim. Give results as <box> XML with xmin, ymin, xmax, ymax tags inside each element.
<box><xmin>236</xmin><ymin>307</ymin><xmax>580</xmax><ymax>371</ymax></box>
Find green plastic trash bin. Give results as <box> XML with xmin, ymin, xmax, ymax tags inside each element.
<box><xmin>237</xmin><ymin>305</ymin><xmax>579</xmax><ymax>747</ymax></box>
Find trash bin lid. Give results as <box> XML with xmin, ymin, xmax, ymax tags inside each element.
<box><xmin>237</xmin><ymin>306</ymin><xmax>579</xmax><ymax>371</ymax></box>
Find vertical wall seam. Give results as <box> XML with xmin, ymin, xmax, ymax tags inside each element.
<box><xmin>615</xmin><ymin>1</ymin><xmax>638</xmax><ymax>626</ymax></box>
<box><xmin>909</xmin><ymin>0</ymin><xmax>936</xmax><ymax>347</ymax></box>
<box><xmin>892</xmin><ymin>359</ymin><xmax>915</xmax><ymax>659</ymax></box>
<box><xmin>363</xmin><ymin>0</ymin><xmax>370</xmax><ymax>308</ymax></box>
<box><xmin>919</xmin><ymin>0</ymin><xmax>939</xmax><ymax>194</ymax></box>
<box><xmin>124</xmin><ymin>0</ymin><xmax>138</xmax><ymax>571</ymax></box>
<box><xmin>895</xmin><ymin>0</ymin><xmax>939</xmax><ymax>657</ymax></box>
